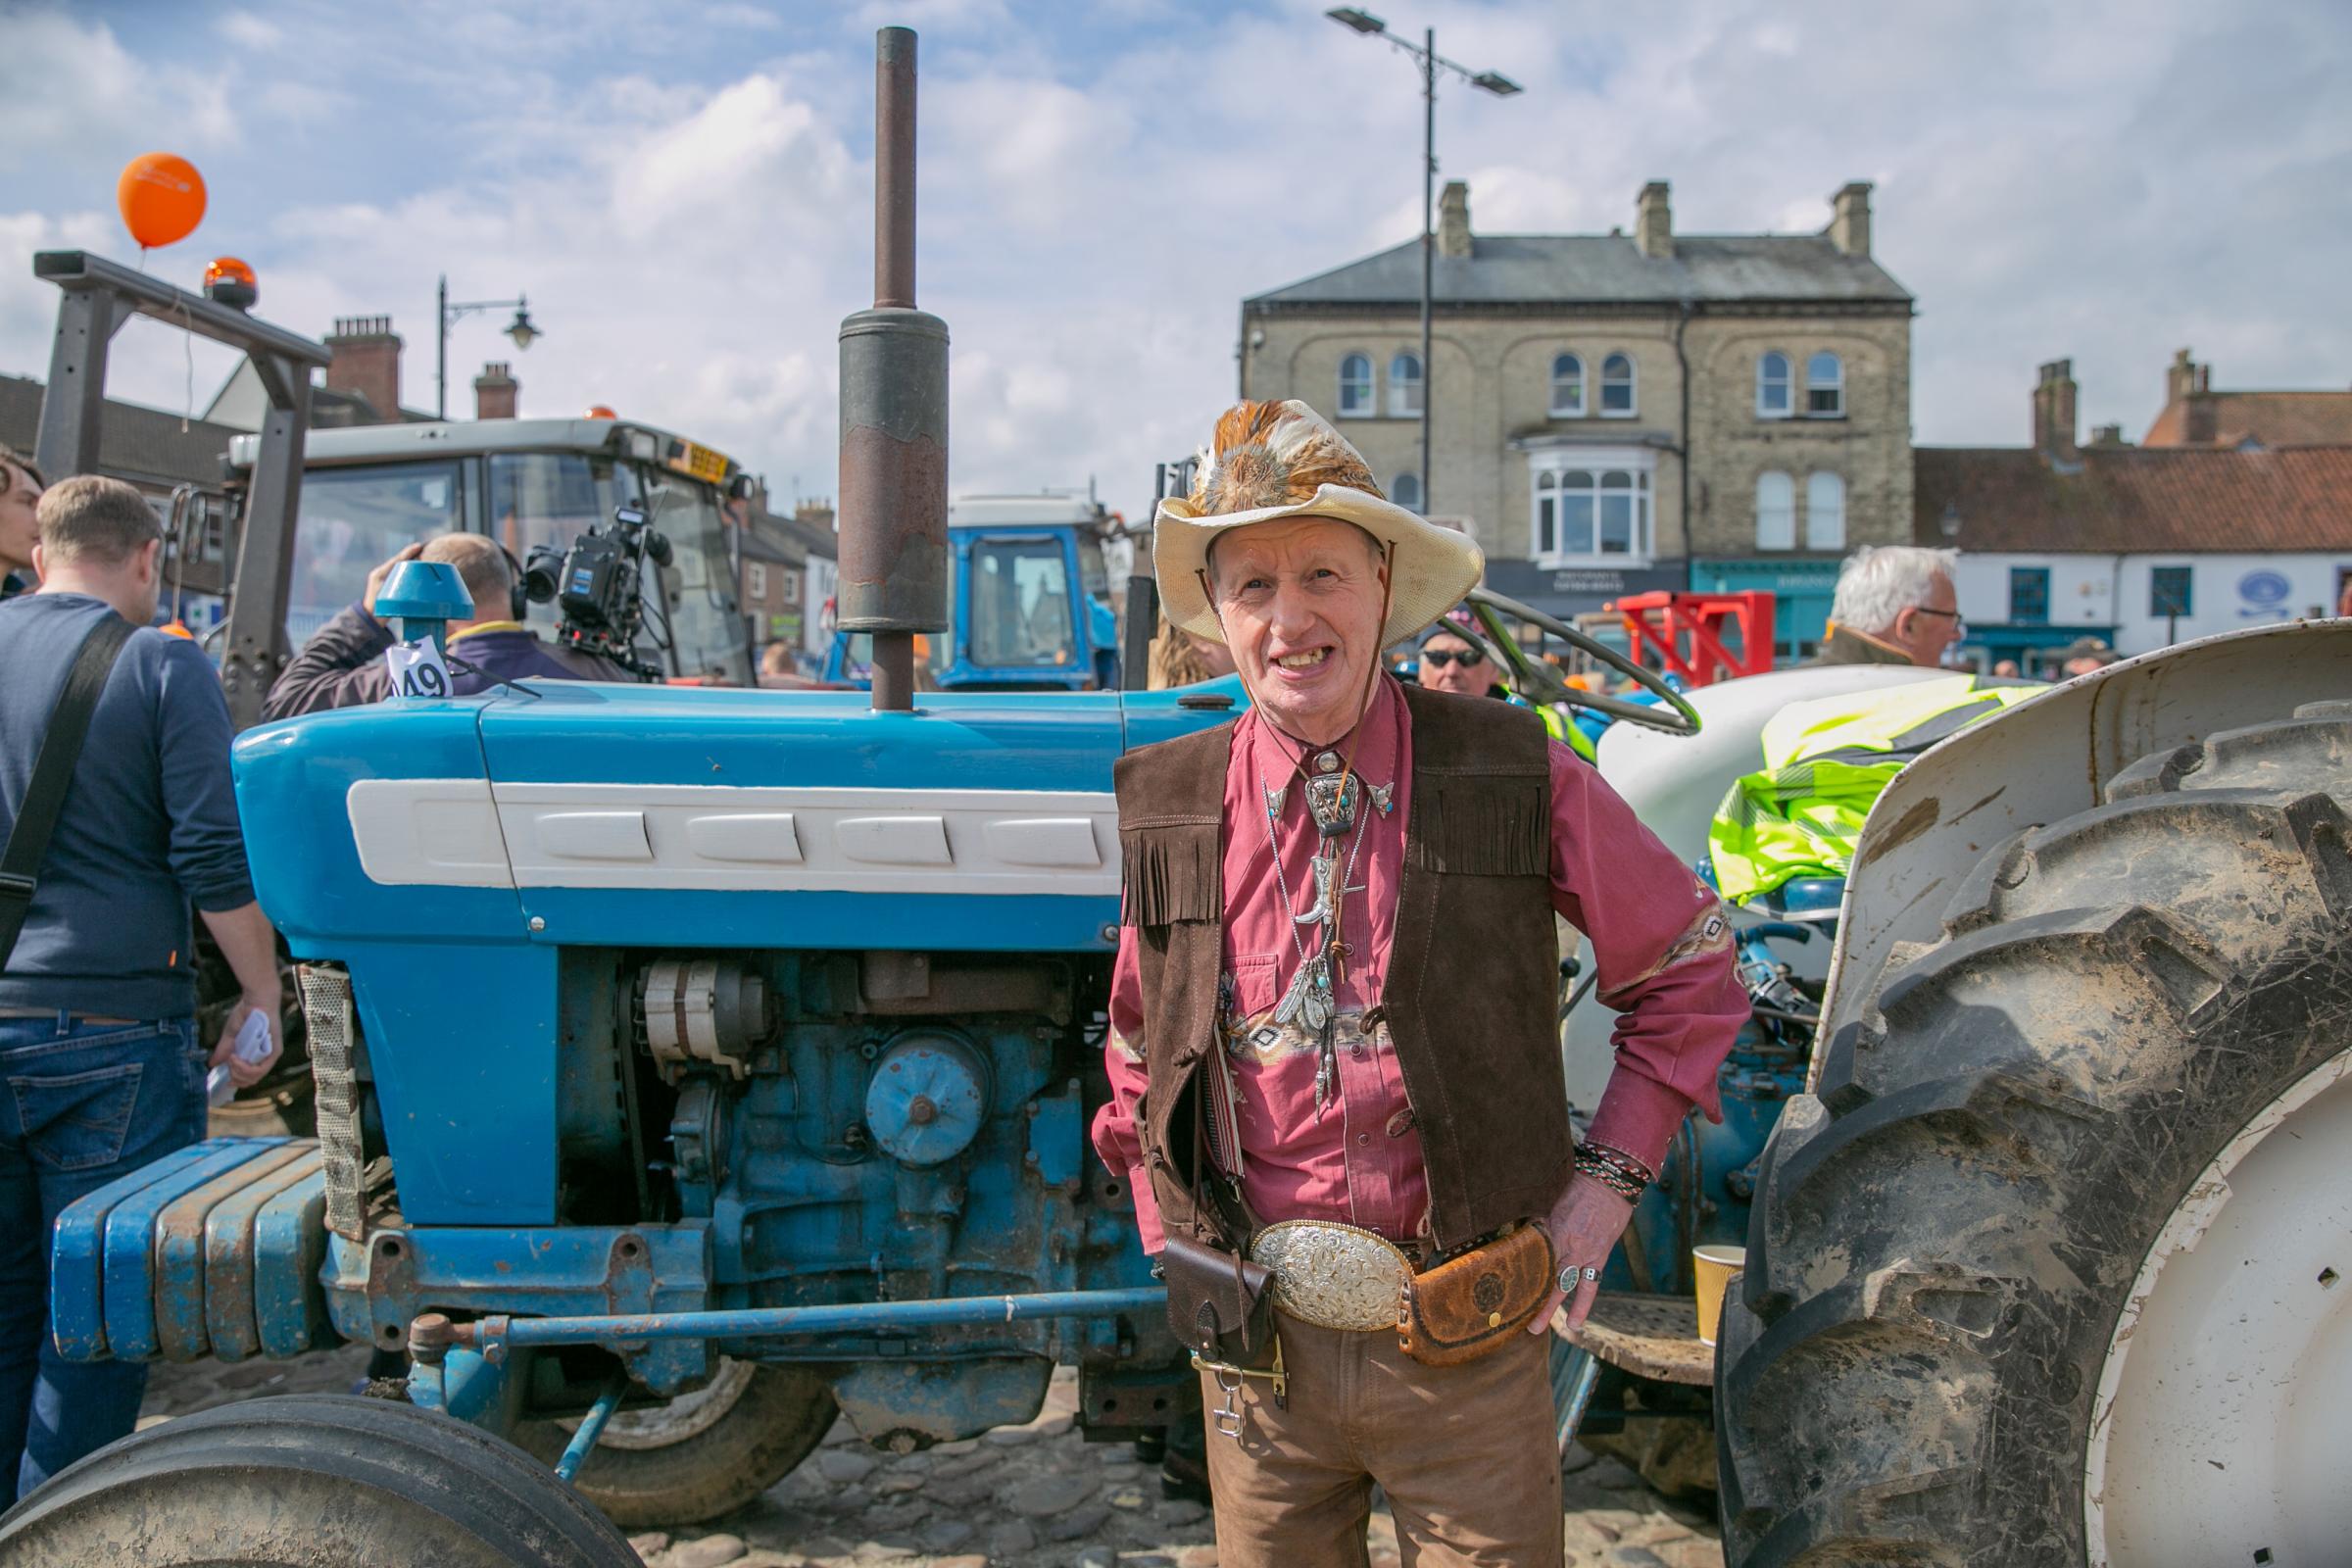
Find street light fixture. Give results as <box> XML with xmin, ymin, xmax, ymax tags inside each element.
<box><xmin>437</xmin><ymin>274</ymin><xmax>544</xmax><ymax>420</ymax></box>
<box><xmin>1326</xmin><ymin>10</ymin><xmax>1521</xmax><ymax>516</ymax></box>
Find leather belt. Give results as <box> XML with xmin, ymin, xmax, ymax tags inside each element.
<box><xmin>0</xmin><ymin>1007</ymin><xmax>138</xmax><ymax>1025</ymax></box>
<box><xmin>1247</xmin><ymin>1219</ymin><xmax>1419</xmax><ymax>1333</ymax></box>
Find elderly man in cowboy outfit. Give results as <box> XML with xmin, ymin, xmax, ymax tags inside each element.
<box><xmin>1092</xmin><ymin>401</ymin><xmax>1745</xmax><ymax>1564</ymax></box>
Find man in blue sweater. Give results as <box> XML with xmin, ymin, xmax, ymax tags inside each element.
<box><xmin>0</xmin><ymin>475</ymin><xmax>283</xmax><ymax>1499</ymax></box>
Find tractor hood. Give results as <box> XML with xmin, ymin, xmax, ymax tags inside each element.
<box><xmin>236</xmin><ymin>681</ymin><xmax>1246</xmax><ymax>958</ymax></box>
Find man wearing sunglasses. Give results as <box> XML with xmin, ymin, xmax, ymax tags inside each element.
<box><xmin>1814</xmin><ymin>545</ymin><xmax>1965</xmax><ymax>668</ymax></box>
<box><xmin>1412</xmin><ymin>622</ymin><xmax>1507</xmax><ymax>698</ymax></box>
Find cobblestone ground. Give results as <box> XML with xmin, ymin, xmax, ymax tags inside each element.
<box><xmin>142</xmin><ymin>1351</ymin><xmax>1722</xmax><ymax>1568</ymax></box>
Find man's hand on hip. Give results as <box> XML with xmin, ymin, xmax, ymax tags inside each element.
<box><xmin>1529</xmin><ymin>1170</ymin><xmax>1636</xmax><ymax>1337</ymax></box>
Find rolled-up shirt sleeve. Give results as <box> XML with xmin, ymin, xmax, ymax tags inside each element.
<box><xmin>1546</xmin><ymin>739</ymin><xmax>1746</xmax><ymax>1175</ymax></box>
<box><xmin>1089</xmin><ymin>925</ymin><xmax>1167</xmax><ymax>1253</ymax></box>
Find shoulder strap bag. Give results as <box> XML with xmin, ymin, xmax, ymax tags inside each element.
<box><xmin>0</xmin><ymin>613</ymin><xmax>137</xmax><ymax>971</ymax></box>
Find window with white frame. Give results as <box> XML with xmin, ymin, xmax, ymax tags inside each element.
<box><xmin>1805</xmin><ymin>471</ymin><xmax>1845</xmax><ymax>550</ymax></box>
<box><xmin>1391</xmin><ymin>471</ymin><xmax>1423</xmax><ymax>512</ymax></box>
<box><xmin>749</xmin><ymin>562</ymin><xmax>768</xmax><ymax>599</ymax></box>
<box><xmin>1807</xmin><ymin>352</ymin><xmax>1844</xmax><ymax>417</ymax></box>
<box><xmin>1338</xmin><ymin>353</ymin><xmax>1373</xmax><ymax>416</ymax></box>
<box><xmin>1530</xmin><ymin>453</ymin><xmax>1652</xmax><ymax>564</ymax></box>
<box><xmin>783</xmin><ymin>568</ymin><xmax>802</xmax><ymax>607</ymax></box>
<box><xmin>1755</xmin><ymin>471</ymin><xmax>1795</xmax><ymax>550</ymax></box>
<box><xmin>1599</xmin><ymin>353</ymin><xmax>1636</xmax><ymax>416</ymax></box>
<box><xmin>1757</xmin><ymin>351</ymin><xmax>1792</xmax><ymax>418</ymax></box>
<box><xmin>1549</xmin><ymin>353</ymin><xmax>1586</xmax><ymax>416</ymax></box>
<box><xmin>1388</xmin><ymin>352</ymin><xmax>1423</xmax><ymax>416</ymax></box>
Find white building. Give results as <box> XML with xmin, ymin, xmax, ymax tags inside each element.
<box><xmin>1917</xmin><ymin>361</ymin><xmax>2352</xmax><ymax>673</ymax></box>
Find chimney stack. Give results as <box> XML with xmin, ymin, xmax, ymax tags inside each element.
<box><xmin>473</xmin><ymin>362</ymin><xmax>518</xmax><ymax>420</ymax></box>
<box><xmin>1636</xmin><ymin>181</ymin><xmax>1672</xmax><ymax>260</ymax></box>
<box><xmin>1829</xmin><ymin>181</ymin><xmax>1873</xmax><ymax>257</ymax></box>
<box><xmin>2032</xmin><ymin>359</ymin><xmax>2080</xmax><ymax>462</ymax></box>
<box><xmin>2167</xmin><ymin>348</ymin><xmax>2219</xmax><ymax>442</ymax></box>
<box><xmin>1437</xmin><ymin>180</ymin><xmax>1471</xmax><ymax>260</ymax></box>
<box><xmin>324</xmin><ymin>316</ymin><xmax>403</xmax><ymax>424</ymax></box>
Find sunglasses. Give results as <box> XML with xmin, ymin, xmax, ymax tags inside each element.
<box><xmin>1421</xmin><ymin>648</ymin><xmax>1485</xmax><ymax>668</ymax></box>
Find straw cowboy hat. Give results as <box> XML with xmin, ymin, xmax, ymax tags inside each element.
<box><xmin>1153</xmin><ymin>400</ymin><xmax>1484</xmax><ymax>648</ymax></box>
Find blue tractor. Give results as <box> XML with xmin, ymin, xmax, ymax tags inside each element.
<box><xmin>822</xmin><ymin>492</ymin><xmax>1129</xmax><ymax>693</ymax></box>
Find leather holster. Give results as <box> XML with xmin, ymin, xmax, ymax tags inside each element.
<box><xmin>1396</xmin><ymin>1222</ymin><xmax>1554</xmax><ymax>1366</ymax></box>
<box><xmin>1161</xmin><ymin>1231</ymin><xmax>1275</xmax><ymax>1366</ymax></box>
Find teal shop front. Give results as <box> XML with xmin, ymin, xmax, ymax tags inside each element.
<box><xmin>1690</xmin><ymin>559</ymin><xmax>1842</xmax><ymax>662</ymax></box>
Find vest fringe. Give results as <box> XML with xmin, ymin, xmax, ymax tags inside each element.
<box><xmin>1120</xmin><ymin>825</ymin><xmax>1221</xmax><ymax>926</ymax></box>
<box><xmin>1411</xmin><ymin>775</ymin><xmax>1549</xmax><ymax>876</ymax></box>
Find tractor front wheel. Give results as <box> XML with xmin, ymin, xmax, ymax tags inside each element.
<box><xmin>514</xmin><ymin>1359</ymin><xmax>838</xmax><ymax>1527</ymax></box>
<box><xmin>0</xmin><ymin>1393</ymin><xmax>639</xmax><ymax>1568</ymax></box>
<box><xmin>1716</xmin><ymin>701</ymin><xmax>2352</xmax><ymax>1566</ymax></box>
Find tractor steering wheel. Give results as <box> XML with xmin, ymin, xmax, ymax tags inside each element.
<box><xmin>1454</xmin><ymin>588</ymin><xmax>1701</xmax><ymax>738</ymax></box>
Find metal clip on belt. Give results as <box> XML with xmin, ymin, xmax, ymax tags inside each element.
<box><xmin>1194</xmin><ymin>1337</ymin><xmax>1288</xmax><ymax>1436</ymax></box>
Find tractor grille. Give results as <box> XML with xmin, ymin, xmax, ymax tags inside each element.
<box><xmin>298</xmin><ymin>963</ymin><xmax>370</xmax><ymax>1240</ymax></box>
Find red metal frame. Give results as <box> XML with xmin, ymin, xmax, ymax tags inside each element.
<box><xmin>1611</xmin><ymin>591</ymin><xmax>1777</xmax><ymax>687</ymax></box>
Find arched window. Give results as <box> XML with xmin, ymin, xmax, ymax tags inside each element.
<box><xmin>1392</xmin><ymin>471</ymin><xmax>1423</xmax><ymax>512</ymax></box>
<box><xmin>1388</xmin><ymin>352</ymin><xmax>1423</xmax><ymax>416</ymax></box>
<box><xmin>1549</xmin><ymin>353</ymin><xmax>1586</xmax><ymax>416</ymax></box>
<box><xmin>1755</xmin><ymin>471</ymin><xmax>1795</xmax><ymax>551</ymax></box>
<box><xmin>1338</xmin><ymin>353</ymin><xmax>1373</xmax><ymax>416</ymax></box>
<box><xmin>1756</xmin><ymin>351</ymin><xmax>1792</xmax><ymax>418</ymax></box>
<box><xmin>1534</xmin><ymin>469</ymin><xmax>1559</xmax><ymax>557</ymax></box>
<box><xmin>1806</xmin><ymin>471</ymin><xmax>1845</xmax><ymax>550</ymax></box>
<box><xmin>1807</xmin><ymin>352</ymin><xmax>1844</xmax><ymax>417</ymax></box>
<box><xmin>1599</xmin><ymin>353</ymin><xmax>1636</xmax><ymax>416</ymax></box>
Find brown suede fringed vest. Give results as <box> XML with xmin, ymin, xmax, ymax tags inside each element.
<box><xmin>1113</xmin><ymin>682</ymin><xmax>1571</xmax><ymax>1253</ymax></box>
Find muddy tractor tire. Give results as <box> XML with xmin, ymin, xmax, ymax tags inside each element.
<box><xmin>514</xmin><ymin>1359</ymin><xmax>838</xmax><ymax>1527</ymax></box>
<box><xmin>1716</xmin><ymin>702</ymin><xmax>2352</xmax><ymax>1566</ymax></box>
<box><xmin>0</xmin><ymin>1393</ymin><xmax>639</xmax><ymax>1568</ymax></box>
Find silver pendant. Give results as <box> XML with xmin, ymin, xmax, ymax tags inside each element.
<box><xmin>1303</xmin><ymin>773</ymin><xmax>1356</xmax><ymax>838</ymax></box>
<box><xmin>1274</xmin><ymin>961</ymin><xmax>1315</xmax><ymax>1026</ymax></box>
<box><xmin>1314</xmin><ymin>751</ymin><xmax>1342</xmax><ymax>774</ymax></box>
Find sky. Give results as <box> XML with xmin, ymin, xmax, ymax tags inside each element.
<box><xmin>3</xmin><ymin>0</ymin><xmax>2347</xmax><ymax>523</ymax></box>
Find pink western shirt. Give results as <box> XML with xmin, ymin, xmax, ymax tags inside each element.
<box><xmin>1091</xmin><ymin>676</ymin><xmax>1746</xmax><ymax>1252</ymax></box>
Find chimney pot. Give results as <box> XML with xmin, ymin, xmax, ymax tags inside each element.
<box><xmin>323</xmin><ymin>315</ymin><xmax>404</xmax><ymax>424</ymax></box>
<box><xmin>1636</xmin><ymin>180</ymin><xmax>1673</xmax><ymax>260</ymax></box>
<box><xmin>1829</xmin><ymin>180</ymin><xmax>1873</xmax><ymax>257</ymax></box>
<box><xmin>473</xmin><ymin>360</ymin><xmax>519</xmax><ymax>421</ymax></box>
<box><xmin>1437</xmin><ymin>180</ymin><xmax>1471</xmax><ymax>260</ymax></box>
<box><xmin>2032</xmin><ymin>358</ymin><xmax>2080</xmax><ymax>462</ymax></box>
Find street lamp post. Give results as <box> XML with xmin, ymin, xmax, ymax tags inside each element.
<box><xmin>436</xmin><ymin>274</ymin><xmax>543</xmax><ymax>420</ymax></box>
<box><xmin>1326</xmin><ymin>9</ymin><xmax>1519</xmax><ymax>517</ymax></box>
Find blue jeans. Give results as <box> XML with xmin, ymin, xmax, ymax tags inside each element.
<box><xmin>0</xmin><ymin>1013</ymin><xmax>205</xmax><ymax>1501</ymax></box>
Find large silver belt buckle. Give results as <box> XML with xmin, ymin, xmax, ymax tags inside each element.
<box><xmin>1247</xmin><ymin>1219</ymin><xmax>1414</xmax><ymax>1333</ymax></box>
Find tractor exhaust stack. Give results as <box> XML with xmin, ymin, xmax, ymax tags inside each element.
<box><xmin>837</xmin><ymin>24</ymin><xmax>950</xmax><ymax>712</ymax></box>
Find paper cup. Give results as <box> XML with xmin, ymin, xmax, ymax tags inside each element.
<box><xmin>1693</xmin><ymin>1245</ymin><xmax>1745</xmax><ymax>1347</ymax></box>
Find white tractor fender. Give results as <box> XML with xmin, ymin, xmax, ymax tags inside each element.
<box><xmin>1814</xmin><ymin>618</ymin><xmax>2352</xmax><ymax>1066</ymax></box>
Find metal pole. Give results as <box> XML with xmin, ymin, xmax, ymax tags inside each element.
<box><xmin>436</xmin><ymin>274</ymin><xmax>447</xmax><ymax>421</ymax></box>
<box><xmin>868</xmin><ymin>24</ymin><xmax>919</xmax><ymax>710</ymax></box>
<box><xmin>1420</xmin><ymin>26</ymin><xmax>1435</xmax><ymax>515</ymax></box>
<box><xmin>448</xmin><ymin>1287</ymin><xmax>1170</xmax><ymax>1355</ymax></box>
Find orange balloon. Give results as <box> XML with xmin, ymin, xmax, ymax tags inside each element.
<box><xmin>118</xmin><ymin>153</ymin><xmax>207</xmax><ymax>250</ymax></box>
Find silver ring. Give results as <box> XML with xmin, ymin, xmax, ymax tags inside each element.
<box><xmin>1583</xmin><ymin>1266</ymin><xmax>1599</xmax><ymax>1282</ymax></box>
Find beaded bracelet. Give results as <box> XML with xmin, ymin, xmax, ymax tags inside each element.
<box><xmin>1574</xmin><ymin>1140</ymin><xmax>1654</xmax><ymax>1202</ymax></box>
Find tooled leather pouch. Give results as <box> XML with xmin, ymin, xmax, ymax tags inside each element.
<box><xmin>1162</xmin><ymin>1231</ymin><xmax>1275</xmax><ymax>1366</ymax></box>
<box><xmin>1396</xmin><ymin>1222</ymin><xmax>1555</xmax><ymax>1367</ymax></box>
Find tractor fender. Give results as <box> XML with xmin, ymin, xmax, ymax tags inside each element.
<box><xmin>1816</xmin><ymin>618</ymin><xmax>2352</xmax><ymax>1062</ymax></box>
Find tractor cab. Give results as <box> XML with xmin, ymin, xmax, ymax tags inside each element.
<box><xmin>824</xmin><ymin>492</ymin><xmax>1125</xmax><ymax>691</ymax></box>
<box><xmin>226</xmin><ymin>416</ymin><xmax>757</xmax><ymax>686</ymax></box>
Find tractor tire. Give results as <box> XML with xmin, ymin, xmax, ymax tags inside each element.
<box><xmin>514</xmin><ymin>1359</ymin><xmax>837</xmax><ymax>1527</ymax></box>
<box><xmin>0</xmin><ymin>1393</ymin><xmax>638</xmax><ymax>1568</ymax></box>
<box><xmin>1716</xmin><ymin>701</ymin><xmax>2352</xmax><ymax>1567</ymax></box>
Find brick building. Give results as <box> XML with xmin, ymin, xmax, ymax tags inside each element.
<box><xmin>1239</xmin><ymin>178</ymin><xmax>1913</xmax><ymax>654</ymax></box>
<box><xmin>2141</xmin><ymin>348</ymin><xmax>2352</xmax><ymax>450</ymax></box>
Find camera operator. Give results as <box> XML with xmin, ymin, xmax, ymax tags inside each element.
<box><xmin>264</xmin><ymin>533</ymin><xmax>630</xmax><ymax>721</ymax></box>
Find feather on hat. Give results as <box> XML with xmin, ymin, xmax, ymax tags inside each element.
<box><xmin>1152</xmin><ymin>399</ymin><xmax>1484</xmax><ymax>648</ymax></box>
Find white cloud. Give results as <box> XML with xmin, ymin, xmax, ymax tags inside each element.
<box><xmin>1</xmin><ymin>0</ymin><xmax>2347</xmax><ymax>527</ymax></box>
<box><xmin>215</xmin><ymin>10</ymin><xmax>282</xmax><ymax>49</ymax></box>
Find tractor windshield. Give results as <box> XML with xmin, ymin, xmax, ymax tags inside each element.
<box><xmin>285</xmin><ymin>462</ymin><xmax>466</xmax><ymax>647</ymax></box>
<box><xmin>968</xmin><ymin>536</ymin><xmax>1075</xmax><ymax>669</ymax></box>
